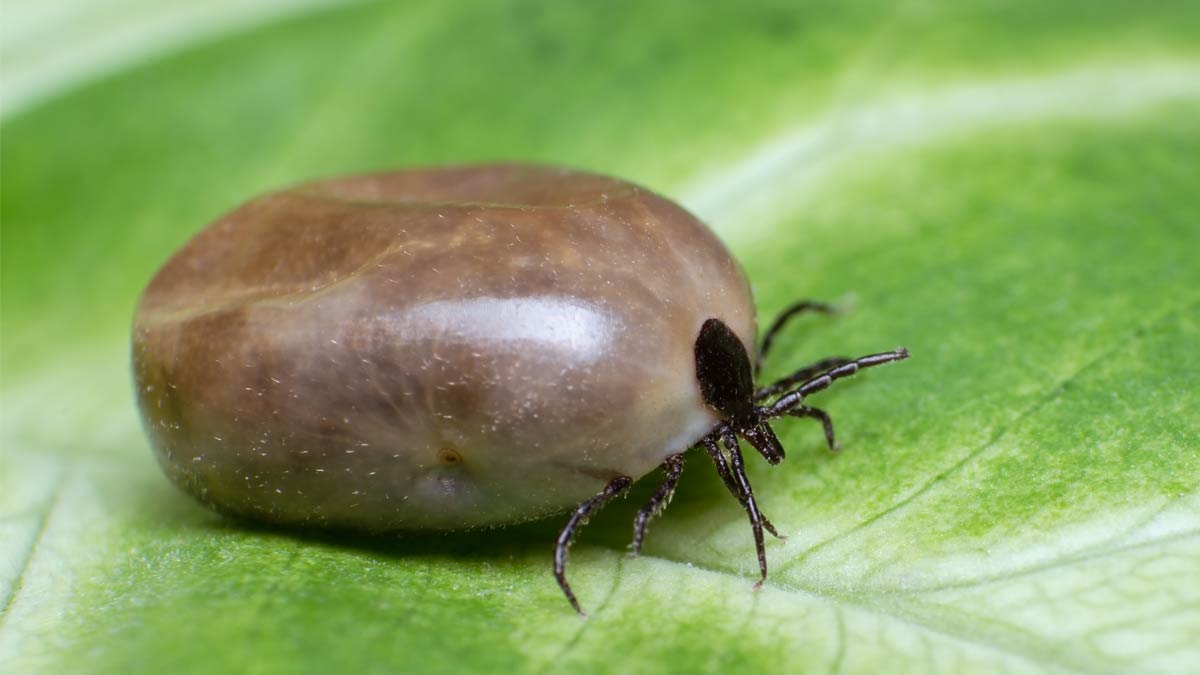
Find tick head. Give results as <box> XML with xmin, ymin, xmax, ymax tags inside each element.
<box><xmin>740</xmin><ymin>420</ymin><xmax>785</xmax><ymax>465</ymax></box>
<box><xmin>694</xmin><ymin>318</ymin><xmax>756</xmax><ymax>424</ymax></box>
<box><xmin>695</xmin><ymin>318</ymin><xmax>787</xmax><ymax>464</ymax></box>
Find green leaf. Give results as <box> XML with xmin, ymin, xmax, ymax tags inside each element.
<box><xmin>3</xmin><ymin>2</ymin><xmax>1198</xmax><ymax>673</ymax></box>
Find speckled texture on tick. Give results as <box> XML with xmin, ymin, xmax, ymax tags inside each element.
<box><xmin>133</xmin><ymin>165</ymin><xmax>756</xmax><ymax>530</ymax></box>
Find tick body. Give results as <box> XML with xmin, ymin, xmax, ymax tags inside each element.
<box><xmin>133</xmin><ymin>164</ymin><xmax>908</xmax><ymax>614</ymax></box>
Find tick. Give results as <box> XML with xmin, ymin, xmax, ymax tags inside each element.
<box><xmin>132</xmin><ymin>164</ymin><xmax>908</xmax><ymax>615</ymax></box>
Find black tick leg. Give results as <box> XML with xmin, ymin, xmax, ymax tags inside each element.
<box><xmin>764</xmin><ymin>348</ymin><xmax>910</xmax><ymax>418</ymax></box>
<box><xmin>756</xmin><ymin>299</ymin><xmax>837</xmax><ymax>373</ymax></box>
<box><xmin>629</xmin><ymin>454</ymin><xmax>686</xmax><ymax>557</ymax></box>
<box><xmin>703</xmin><ymin>434</ymin><xmax>781</xmax><ymax>539</ymax></box>
<box><xmin>755</xmin><ymin>356</ymin><xmax>852</xmax><ymax>401</ymax></box>
<box><xmin>787</xmin><ymin>405</ymin><xmax>838</xmax><ymax>451</ymax></box>
<box><xmin>555</xmin><ymin>475</ymin><xmax>633</xmax><ymax>617</ymax></box>
<box><xmin>718</xmin><ymin>429</ymin><xmax>769</xmax><ymax>587</ymax></box>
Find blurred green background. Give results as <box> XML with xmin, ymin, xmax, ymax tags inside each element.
<box><xmin>3</xmin><ymin>1</ymin><xmax>1198</xmax><ymax>673</ymax></box>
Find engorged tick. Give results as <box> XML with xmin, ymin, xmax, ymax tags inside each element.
<box><xmin>131</xmin><ymin>164</ymin><xmax>909</xmax><ymax>616</ymax></box>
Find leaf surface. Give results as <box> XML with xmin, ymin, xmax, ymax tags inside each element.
<box><xmin>3</xmin><ymin>2</ymin><xmax>1198</xmax><ymax>673</ymax></box>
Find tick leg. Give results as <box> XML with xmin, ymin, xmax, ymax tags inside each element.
<box><xmin>754</xmin><ymin>356</ymin><xmax>851</xmax><ymax>401</ymax></box>
<box><xmin>764</xmin><ymin>348</ymin><xmax>911</xmax><ymax>419</ymax></box>
<box><xmin>703</xmin><ymin>435</ymin><xmax>781</xmax><ymax>539</ymax></box>
<box><xmin>629</xmin><ymin>454</ymin><xmax>685</xmax><ymax>557</ymax></box>
<box><xmin>718</xmin><ymin>430</ymin><xmax>769</xmax><ymax>587</ymax></box>
<box><xmin>787</xmin><ymin>405</ymin><xmax>838</xmax><ymax>451</ymax></box>
<box><xmin>555</xmin><ymin>475</ymin><xmax>633</xmax><ymax>617</ymax></box>
<box><xmin>756</xmin><ymin>300</ymin><xmax>837</xmax><ymax>373</ymax></box>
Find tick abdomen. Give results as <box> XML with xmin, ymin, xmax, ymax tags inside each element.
<box><xmin>134</xmin><ymin>166</ymin><xmax>755</xmax><ymax>530</ymax></box>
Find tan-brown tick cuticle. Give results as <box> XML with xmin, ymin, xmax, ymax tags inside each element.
<box><xmin>132</xmin><ymin>163</ymin><xmax>909</xmax><ymax>617</ymax></box>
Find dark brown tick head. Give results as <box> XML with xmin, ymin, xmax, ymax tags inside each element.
<box><xmin>694</xmin><ymin>318</ymin><xmax>786</xmax><ymax>464</ymax></box>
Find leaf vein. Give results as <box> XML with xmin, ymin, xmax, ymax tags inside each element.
<box><xmin>0</xmin><ymin>471</ymin><xmax>64</xmax><ymax>630</ymax></box>
<box><xmin>785</xmin><ymin>298</ymin><xmax>1200</xmax><ymax>571</ymax></box>
<box><xmin>631</xmin><ymin>548</ymin><xmax>1102</xmax><ymax>675</ymax></box>
<box><xmin>907</xmin><ymin>528</ymin><xmax>1200</xmax><ymax>595</ymax></box>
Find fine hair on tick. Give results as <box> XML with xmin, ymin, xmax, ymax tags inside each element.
<box><xmin>130</xmin><ymin>164</ymin><xmax>909</xmax><ymax>619</ymax></box>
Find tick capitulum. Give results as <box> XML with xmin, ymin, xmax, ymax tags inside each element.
<box><xmin>554</xmin><ymin>307</ymin><xmax>909</xmax><ymax>616</ymax></box>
